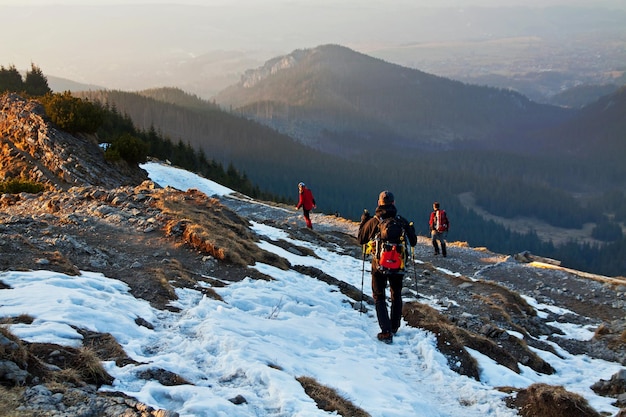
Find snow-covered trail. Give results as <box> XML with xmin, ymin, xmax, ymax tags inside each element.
<box><xmin>102</xmin><ymin>220</ymin><xmax>519</xmax><ymax>417</ymax></box>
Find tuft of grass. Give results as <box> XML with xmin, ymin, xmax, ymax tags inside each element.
<box><xmin>44</xmin><ymin>251</ymin><xmax>80</xmax><ymax>276</ymax></box>
<box><xmin>0</xmin><ymin>314</ymin><xmax>35</xmax><ymax>325</ymax></box>
<box><xmin>296</xmin><ymin>376</ymin><xmax>371</xmax><ymax>417</ymax></box>
<box><xmin>73</xmin><ymin>347</ymin><xmax>114</xmax><ymax>386</ymax></box>
<box><xmin>149</xmin><ymin>268</ymin><xmax>179</xmax><ymax>301</ymax></box>
<box><xmin>77</xmin><ymin>329</ymin><xmax>138</xmax><ymax>367</ymax></box>
<box><xmin>155</xmin><ymin>188</ymin><xmax>290</xmax><ymax>270</ymax></box>
<box><xmin>46</xmin><ymin>346</ymin><xmax>113</xmax><ymax>386</ymax></box>
<box><xmin>0</xmin><ymin>327</ymin><xmax>30</xmax><ymax>367</ymax></box>
<box><xmin>594</xmin><ymin>322</ymin><xmax>626</xmax><ymax>351</ymax></box>
<box><xmin>507</xmin><ymin>383</ymin><xmax>601</xmax><ymax>417</ymax></box>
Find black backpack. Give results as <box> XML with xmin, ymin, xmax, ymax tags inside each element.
<box><xmin>374</xmin><ymin>216</ymin><xmax>408</xmax><ymax>274</ymax></box>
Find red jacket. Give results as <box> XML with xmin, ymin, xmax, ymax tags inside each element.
<box><xmin>429</xmin><ymin>209</ymin><xmax>449</xmax><ymax>232</ymax></box>
<box><xmin>296</xmin><ymin>187</ymin><xmax>316</xmax><ymax>211</ymax></box>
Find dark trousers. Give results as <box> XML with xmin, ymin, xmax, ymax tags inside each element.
<box><xmin>302</xmin><ymin>209</ymin><xmax>312</xmax><ymax>229</ymax></box>
<box><xmin>431</xmin><ymin>230</ymin><xmax>447</xmax><ymax>256</ymax></box>
<box><xmin>372</xmin><ymin>271</ymin><xmax>403</xmax><ymax>334</ymax></box>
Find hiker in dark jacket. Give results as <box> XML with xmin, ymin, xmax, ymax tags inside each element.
<box><xmin>295</xmin><ymin>182</ymin><xmax>316</xmax><ymax>229</ymax></box>
<box><xmin>358</xmin><ymin>190</ymin><xmax>417</xmax><ymax>344</ymax></box>
<box><xmin>429</xmin><ymin>201</ymin><xmax>449</xmax><ymax>257</ymax></box>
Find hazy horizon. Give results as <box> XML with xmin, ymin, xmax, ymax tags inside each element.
<box><xmin>2</xmin><ymin>1</ymin><xmax>625</xmax><ymax>98</ymax></box>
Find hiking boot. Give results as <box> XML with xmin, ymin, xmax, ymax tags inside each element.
<box><xmin>377</xmin><ymin>332</ymin><xmax>393</xmax><ymax>344</ymax></box>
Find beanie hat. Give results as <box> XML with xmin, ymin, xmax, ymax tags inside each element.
<box><xmin>298</xmin><ymin>182</ymin><xmax>305</xmax><ymax>188</ymax></box>
<box><xmin>379</xmin><ymin>190</ymin><xmax>394</xmax><ymax>205</ymax></box>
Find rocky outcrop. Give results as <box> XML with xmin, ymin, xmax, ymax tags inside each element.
<box><xmin>0</xmin><ymin>92</ymin><xmax>147</xmax><ymax>189</ymax></box>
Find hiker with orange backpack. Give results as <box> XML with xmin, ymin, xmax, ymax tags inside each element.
<box><xmin>429</xmin><ymin>201</ymin><xmax>449</xmax><ymax>257</ymax></box>
<box><xmin>358</xmin><ymin>190</ymin><xmax>417</xmax><ymax>344</ymax></box>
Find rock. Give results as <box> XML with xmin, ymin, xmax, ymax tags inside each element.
<box><xmin>229</xmin><ymin>394</ymin><xmax>248</xmax><ymax>405</ymax></box>
<box><xmin>591</xmin><ymin>369</ymin><xmax>626</xmax><ymax>397</ymax></box>
<box><xmin>0</xmin><ymin>360</ymin><xmax>30</xmax><ymax>384</ymax></box>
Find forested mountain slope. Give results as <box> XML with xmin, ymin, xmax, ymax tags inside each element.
<box><xmin>76</xmin><ymin>88</ymin><xmax>376</xmax><ymax>215</ymax></box>
<box><xmin>536</xmin><ymin>86</ymin><xmax>626</xmax><ymax>164</ymax></box>
<box><xmin>214</xmin><ymin>44</ymin><xmax>573</xmax><ymax>155</ymax></box>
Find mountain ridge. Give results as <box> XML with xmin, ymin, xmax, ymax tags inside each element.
<box><xmin>215</xmin><ymin>44</ymin><xmax>574</xmax><ymax>155</ymax></box>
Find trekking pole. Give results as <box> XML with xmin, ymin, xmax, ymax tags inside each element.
<box><xmin>412</xmin><ymin>246</ymin><xmax>419</xmax><ymax>297</ymax></box>
<box><xmin>409</xmin><ymin>222</ymin><xmax>419</xmax><ymax>297</ymax></box>
<box><xmin>360</xmin><ymin>244</ymin><xmax>366</xmax><ymax>315</ymax></box>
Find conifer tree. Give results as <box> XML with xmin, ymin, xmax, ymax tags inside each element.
<box><xmin>24</xmin><ymin>63</ymin><xmax>51</xmax><ymax>96</ymax></box>
<box><xmin>0</xmin><ymin>64</ymin><xmax>24</xmax><ymax>93</ymax></box>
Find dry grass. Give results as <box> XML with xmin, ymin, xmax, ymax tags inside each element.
<box><xmin>296</xmin><ymin>376</ymin><xmax>371</xmax><ymax>417</ymax></box>
<box><xmin>507</xmin><ymin>383</ymin><xmax>602</xmax><ymax>417</ymax></box>
<box><xmin>477</xmin><ymin>281</ymin><xmax>536</xmax><ymax>317</ymax></box>
<box><xmin>0</xmin><ymin>328</ymin><xmax>52</xmax><ymax>385</ymax></box>
<box><xmin>149</xmin><ymin>267</ymin><xmax>180</xmax><ymax>302</ymax></box>
<box><xmin>594</xmin><ymin>322</ymin><xmax>626</xmax><ymax>351</ymax></box>
<box><xmin>73</xmin><ymin>347</ymin><xmax>115</xmax><ymax>386</ymax></box>
<box><xmin>2</xmin><ymin>326</ymin><xmax>120</xmax><ymax>389</ymax></box>
<box><xmin>403</xmin><ymin>301</ymin><xmax>555</xmax><ymax>378</ymax></box>
<box><xmin>528</xmin><ymin>261</ymin><xmax>626</xmax><ymax>286</ymax></box>
<box><xmin>154</xmin><ymin>258</ymin><xmax>223</xmax><ymax>301</ymax></box>
<box><xmin>448</xmin><ymin>241</ymin><xmax>470</xmax><ymax>248</ymax></box>
<box><xmin>44</xmin><ymin>250</ymin><xmax>80</xmax><ymax>276</ymax></box>
<box><xmin>0</xmin><ymin>314</ymin><xmax>34</xmax><ymax>325</ymax></box>
<box><xmin>402</xmin><ymin>302</ymin><xmax>481</xmax><ymax>379</ymax></box>
<box><xmin>26</xmin><ymin>343</ymin><xmax>114</xmax><ymax>387</ymax></box>
<box><xmin>155</xmin><ymin>188</ymin><xmax>290</xmax><ymax>270</ymax></box>
<box><xmin>1</xmin><ymin>327</ymin><xmax>132</xmax><ymax>417</ymax></box>
<box><xmin>469</xmin><ymin>282</ymin><xmax>556</xmax><ymax>375</ymax></box>
<box><xmin>0</xmin><ymin>326</ymin><xmax>30</xmax><ymax>368</ymax></box>
<box><xmin>0</xmin><ymin>386</ymin><xmax>35</xmax><ymax>417</ymax></box>
<box><xmin>78</xmin><ymin>329</ymin><xmax>138</xmax><ymax>367</ymax></box>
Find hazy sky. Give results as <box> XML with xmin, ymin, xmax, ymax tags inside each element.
<box><xmin>2</xmin><ymin>0</ymin><xmax>624</xmax><ymax>95</ymax></box>
<box><xmin>1</xmin><ymin>0</ymin><xmax>623</xmax><ymax>6</ymax></box>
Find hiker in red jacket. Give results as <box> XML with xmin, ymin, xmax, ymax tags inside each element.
<box><xmin>429</xmin><ymin>201</ymin><xmax>449</xmax><ymax>257</ymax></box>
<box><xmin>295</xmin><ymin>182</ymin><xmax>316</xmax><ymax>229</ymax></box>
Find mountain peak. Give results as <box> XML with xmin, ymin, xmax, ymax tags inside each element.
<box><xmin>216</xmin><ymin>44</ymin><xmax>569</xmax><ymax>154</ymax></box>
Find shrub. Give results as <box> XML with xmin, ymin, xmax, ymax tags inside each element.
<box><xmin>0</xmin><ymin>178</ymin><xmax>45</xmax><ymax>194</ymax></box>
<box><xmin>104</xmin><ymin>133</ymin><xmax>148</xmax><ymax>165</ymax></box>
<box><xmin>40</xmin><ymin>92</ymin><xmax>104</xmax><ymax>134</ymax></box>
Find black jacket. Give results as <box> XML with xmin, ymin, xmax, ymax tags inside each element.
<box><xmin>358</xmin><ymin>204</ymin><xmax>417</xmax><ymax>247</ymax></box>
